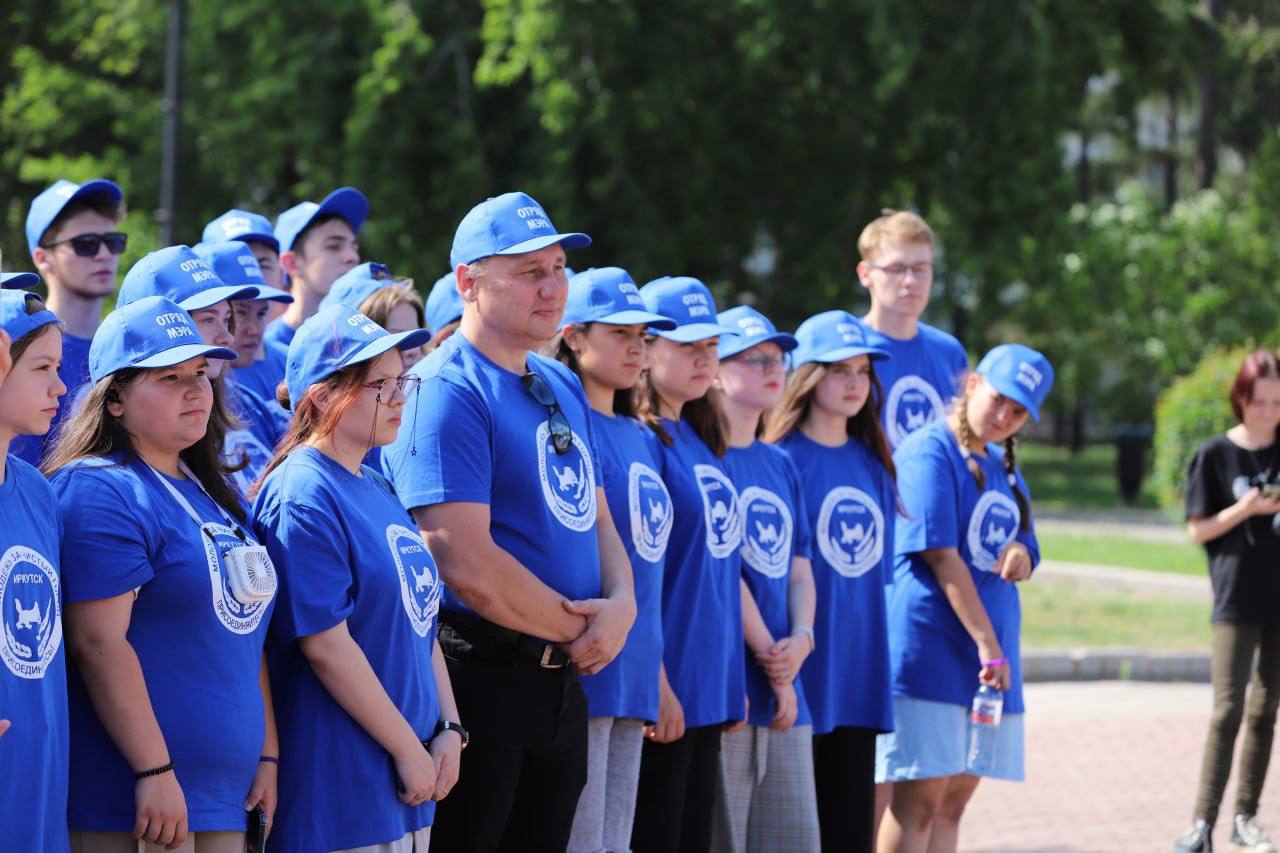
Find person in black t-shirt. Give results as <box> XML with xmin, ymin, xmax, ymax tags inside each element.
<box><xmin>1175</xmin><ymin>350</ymin><xmax>1280</xmax><ymax>853</ymax></box>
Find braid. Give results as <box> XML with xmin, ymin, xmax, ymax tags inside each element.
<box><xmin>955</xmin><ymin>392</ymin><xmax>984</xmax><ymax>489</ymax></box>
<box><xmin>1004</xmin><ymin>435</ymin><xmax>1031</xmax><ymax>530</ymax></box>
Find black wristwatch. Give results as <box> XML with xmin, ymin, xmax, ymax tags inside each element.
<box><xmin>433</xmin><ymin>720</ymin><xmax>469</xmax><ymax>750</ymax></box>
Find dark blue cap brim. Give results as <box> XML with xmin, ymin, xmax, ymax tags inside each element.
<box><xmin>178</xmin><ymin>285</ymin><xmax>260</xmax><ymax>311</ymax></box>
<box><xmin>233</xmin><ymin>233</ymin><xmax>281</xmax><ymax>254</ymax></box>
<box><xmin>317</xmin><ymin>188</ymin><xmax>369</xmax><ymax>234</ymax></box>
<box><xmin>653</xmin><ymin>322</ymin><xmax>738</xmax><ymax>343</ymax></box>
<box><xmin>982</xmin><ymin>375</ymin><xmax>1042</xmax><ymax>422</ymax></box>
<box><xmin>243</xmin><ymin>285</ymin><xmax>293</xmax><ymax>304</ymax></box>
<box><xmin>720</xmin><ymin>332</ymin><xmax>799</xmax><ymax>360</ymax></box>
<box><xmin>133</xmin><ymin>343</ymin><xmax>239</xmax><ymax>370</ymax></box>
<box><xmin>590</xmin><ymin>309</ymin><xmax>677</xmax><ymax>331</ymax></box>
<box><xmin>494</xmin><ymin>232</ymin><xmax>592</xmax><ymax>259</ymax></box>
<box><xmin>1</xmin><ymin>272</ymin><xmax>40</xmax><ymax>290</ymax></box>
<box><xmin>796</xmin><ymin>345</ymin><xmax>890</xmax><ymax>367</ymax></box>
<box><xmin>346</xmin><ymin>328</ymin><xmax>432</xmax><ymax>372</ymax></box>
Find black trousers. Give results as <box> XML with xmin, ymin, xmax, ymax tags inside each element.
<box><xmin>430</xmin><ymin>624</ymin><xmax>588</xmax><ymax>852</ymax></box>
<box><xmin>631</xmin><ymin>724</ymin><xmax>723</xmax><ymax>853</ymax></box>
<box><xmin>812</xmin><ymin>726</ymin><xmax>877</xmax><ymax>853</ymax></box>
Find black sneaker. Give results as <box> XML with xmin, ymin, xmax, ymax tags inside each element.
<box><xmin>1174</xmin><ymin>820</ymin><xmax>1213</xmax><ymax>853</ymax></box>
<box><xmin>1231</xmin><ymin>814</ymin><xmax>1277</xmax><ymax>852</ymax></box>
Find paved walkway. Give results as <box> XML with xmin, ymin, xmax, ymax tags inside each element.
<box><xmin>1037</xmin><ymin>514</ymin><xmax>1187</xmax><ymax>546</ymax></box>
<box><xmin>1036</xmin><ymin>559</ymin><xmax>1210</xmax><ymax>601</ymax></box>
<box><xmin>959</xmin><ymin>681</ymin><xmax>1280</xmax><ymax>852</ymax></box>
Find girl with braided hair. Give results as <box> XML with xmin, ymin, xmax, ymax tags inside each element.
<box><xmin>875</xmin><ymin>344</ymin><xmax>1053</xmax><ymax>853</ymax></box>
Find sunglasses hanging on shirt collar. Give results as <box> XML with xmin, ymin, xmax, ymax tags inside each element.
<box><xmin>521</xmin><ymin>370</ymin><xmax>573</xmax><ymax>455</ymax></box>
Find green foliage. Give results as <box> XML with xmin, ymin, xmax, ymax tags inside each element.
<box><xmin>1152</xmin><ymin>346</ymin><xmax>1245</xmax><ymax>516</ymax></box>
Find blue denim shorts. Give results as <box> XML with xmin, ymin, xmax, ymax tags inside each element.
<box><xmin>874</xmin><ymin>695</ymin><xmax>1025</xmax><ymax>782</ymax></box>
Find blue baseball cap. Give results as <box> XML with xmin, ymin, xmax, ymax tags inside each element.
<box><xmin>792</xmin><ymin>310</ymin><xmax>889</xmax><ymax>367</ymax></box>
<box><xmin>319</xmin><ymin>262</ymin><xmax>398</xmax><ymax>312</ymax></box>
<box><xmin>975</xmin><ymin>343</ymin><xmax>1054</xmax><ymax>422</ymax></box>
<box><xmin>426</xmin><ymin>272</ymin><xmax>464</xmax><ymax>334</ymax></box>
<box><xmin>25</xmin><ymin>178</ymin><xmax>123</xmax><ymax>254</ymax></box>
<box><xmin>90</xmin><ymin>295</ymin><xmax>237</xmax><ymax>383</ymax></box>
<box><xmin>450</xmin><ymin>191</ymin><xmax>590</xmax><ymax>268</ymax></box>
<box><xmin>285</xmin><ymin>302</ymin><xmax>431</xmax><ymax>408</ymax></box>
<box><xmin>202</xmin><ymin>209</ymin><xmax>280</xmax><ymax>253</ymax></box>
<box><xmin>1</xmin><ymin>272</ymin><xmax>41</xmax><ymax>290</ymax></box>
<box><xmin>638</xmin><ymin>276</ymin><xmax>735</xmax><ymax>343</ymax></box>
<box><xmin>563</xmin><ymin>267</ymin><xmax>676</xmax><ymax>330</ymax></box>
<box><xmin>0</xmin><ymin>290</ymin><xmax>60</xmax><ymax>342</ymax></box>
<box><xmin>716</xmin><ymin>306</ymin><xmax>797</xmax><ymax>360</ymax></box>
<box><xmin>192</xmin><ymin>241</ymin><xmax>293</xmax><ymax>303</ymax></box>
<box><xmin>119</xmin><ymin>246</ymin><xmax>258</xmax><ymax>311</ymax></box>
<box><xmin>275</xmin><ymin>187</ymin><xmax>368</xmax><ymax>254</ymax></box>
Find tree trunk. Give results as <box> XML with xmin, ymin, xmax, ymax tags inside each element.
<box><xmin>1164</xmin><ymin>82</ymin><xmax>1179</xmax><ymax>209</ymax></box>
<box><xmin>1196</xmin><ymin>0</ymin><xmax>1222</xmax><ymax>190</ymax></box>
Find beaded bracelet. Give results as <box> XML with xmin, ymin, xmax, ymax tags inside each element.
<box><xmin>135</xmin><ymin>762</ymin><xmax>175</xmax><ymax>780</ymax></box>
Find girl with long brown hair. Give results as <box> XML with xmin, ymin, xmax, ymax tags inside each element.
<box><xmin>48</xmin><ymin>295</ymin><xmax>276</xmax><ymax>852</ymax></box>
<box><xmin>251</xmin><ymin>301</ymin><xmax>460</xmax><ymax>852</ymax></box>
<box><xmin>759</xmin><ymin>309</ymin><xmax>896</xmax><ymax>853</ymax></box>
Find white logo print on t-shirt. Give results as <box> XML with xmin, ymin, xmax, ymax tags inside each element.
<box><xmin>885</xmin><ymin>375</ymin><xmax>946</xmax><ymax>448</ymax></box>
<box><xmin>536</xmin><ymin>422</ymin><xmax>598</xmax><ymax>532</ymax></box>
<box><xmin>386</xmin><ymin>524</ymin><xmax>441</xmax><ymax>637</ymax></box>
<box><xmin>966</xmin><ymin>491</ymin><xmax>1020</xmax><ymax>572</ymax></box>
<box><xmin>629</xmin><ymin>462</ymin><xmax>673</xmax><ymax>563</ymax></box>
<box><xmin>739</xmin><ymin>486</ymin><xmax>793</xmax><ymax>579</ymax></box>
<box><xmin>0</xmin><ymin>546</ymin><xmax>62</xmax><ymax>679</ymax></box>
<box><xmin>816</xmin><ymin>486</ymin><xmax>885</xmax><ymax>579</ymax></box>
<box><xmin>694</xmin><ymin>464</ymin><xmax>742</xmax><ymax>559</ymax></box>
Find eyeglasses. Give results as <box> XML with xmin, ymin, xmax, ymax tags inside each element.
<box><xmin>734</xmin><ymin>352</ymin><xmax>790</xmax><ymax>372</ymax></box>
<box><xmin>868</xmin><ymin>262</ymin><xmax>933</xmax><ymax>279</ymax></box>
<box><xmin>42</xmin><ymin>231</ymin><xmax>128</xmax><ymax>258</ymax></box>
<box><xmin>362</xmin><ymin>374</ymin><xmax>421</xmax><ymax>398</ymax></box>
<box><xmin>521</xmin><ymin>370</ymin><xmax>573</xmax><ymax>454</ymax></box>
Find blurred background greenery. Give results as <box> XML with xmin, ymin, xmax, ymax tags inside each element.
<box><xmin>4</xmin><ymin>0</ymin><xmax>1280</xmax><ymax>464</ymax></box>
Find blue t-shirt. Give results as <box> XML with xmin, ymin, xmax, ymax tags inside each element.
<box><xmin>723</xmin><ymin>441</ymin><xmax>813</xmax><ymax>729</ymax></box>
<box><xmin>51</xmin><ymin>454</ymin><xmax>274</xmax><ymax>832</ymax></box>
<box><xmin>382</xmin><ymin>333</ymin><xmax>603</xmax><ymax>628</ymax></box>
<box><xmin>645</xmin><ymin>419</ymin><xmax>745</xmax><ymax>729</ymax></box>
<box><xmin>864</xmin><ymin>322</ymin><xmax>968</xmax><ymax>449</ymax></box>
<box><xmin>779</xmin><ymin>431</ymin><xmax>896</xmax><ymax>734</ymax></box>
<box><xmin>579</xmin><ymin>412</ymin><xmax>671</xmax><ymax>722</ymax></box>
<box><xmin>231</xmin><ymin>350</ymin><xmax>287</xmax><ymax>405</ymax></box>
<box><xmin>0</xmin><ymin>455</ymin><xmax>68</xmax><ymax>852</ymax></box>
<box><xmin>888</xmin><ymin>420</ymin><xmax>1040</xmax><ymax>714</ymax></box>
<box><xmin>254</xmin><ymin>447</ymin><xmax>441</xmax><ymax>851</ymax></box>
<box><xmin>225</xmin><ymin>378</ymin><xmax>288</xmax><ymax>495</ymax></box>
<box><xmin>260</xmin><ymin>318</ymin><xmax>296</xmax><ymax>372</ymax></box>
<box><xmin>11</xmin><ymin>331</ymin><xmax>92</xmax><ymax>467</ymax></box>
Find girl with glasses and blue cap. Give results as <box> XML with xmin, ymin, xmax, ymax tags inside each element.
<box><xmin>757</xmin><ymin>310</ymin><xmax>896</xmax><ymax>853</ymax></box>
<box><xmin>710</xmin><ymin>305</ymin><xmax>822</xmax><ymax>853</ymax></box>
<box><xmin>876</xmin><ymin>343</ymin><xmax>1054</xmax><ymax>853</ymax></box>
<box><xmin>629</xmin><ymin>276</ymin><xmax>747</xmax><ymax>853</ymax></box>
<box><xmin>545</xmin><ymin>267</ymin><xmax>678</xmax><ymax>853</ymax></box>
<box><xmin>251</xmin><ymin>302</ymin><xmax>458</xmax><ymax>853</ymax></box>
<box><xmin>0</xmin><ymin>288</ymin><xmax>71</xmax><ymax>852</ymax></box>
<box><xmin>46</xmin><ymin>295</ymin><xmax>278</xmax><ymax>853</ymax></box>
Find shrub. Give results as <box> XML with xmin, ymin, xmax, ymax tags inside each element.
<box><xmin>1151</xmin><ymin>348</ymin><xmax>1248</xmax><ymax>517</ymax></box>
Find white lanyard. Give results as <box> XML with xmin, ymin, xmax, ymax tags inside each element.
<box><xmin>148</xmin><ymin>460</ymin><xmax>245</xmax><ymax>539</ymax></box>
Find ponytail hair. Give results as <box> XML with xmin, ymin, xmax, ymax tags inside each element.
<box><xmin>953</xmin><ymin>390</ymin><xmax>1030</xmax><ymax>531</ymax></box>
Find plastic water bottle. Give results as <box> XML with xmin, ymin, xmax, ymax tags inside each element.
<box><xmin>966</xmin><ymin>683</ymin><xmax>1004</xmax><ymax>774</ymax></box>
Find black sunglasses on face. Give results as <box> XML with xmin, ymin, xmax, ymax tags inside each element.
<box><xmin>42</xmin><ymin>231</ymin><xmax>128</xmax><ymax>257</ymax></box>
<box><xmin>521</xmin><ymin>370</ymin><xmax>573</xmax><ymax>454</ymax></box>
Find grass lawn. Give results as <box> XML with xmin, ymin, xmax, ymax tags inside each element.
<box><xmin>1019</xmin><ymin>441</ymin><xmax>1160</xmax><ymax>513</ymax></box>
<box><xmin>1021</xmin><ymin>580</ymin><xmax>1210</xmax><ymax>650</ymax></box>
<box><xmin>1036</xmin><ymin>531</ymin><xmax>1206</xmax><ymax>576</ymax></box>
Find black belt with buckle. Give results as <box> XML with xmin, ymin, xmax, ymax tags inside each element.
<box><xmin>440</xmin><ymin>611</ymin><xmax>573</xmax><ymax>670</ymax></box>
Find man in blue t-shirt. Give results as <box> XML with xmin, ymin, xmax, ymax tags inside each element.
<box><xmin>383</xmin><ymin>191</ymin><xmax>635</xmax><ymax>852</ymax></box>
<box><xmin>12</xmin><ymin>179</ymin><xmax>126</xmax><ymax>465</ymax></box>
<box><xmin>856</xmin><ymin>210</ymin><xmax>969</xmax><ymax>449</ymax></box>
